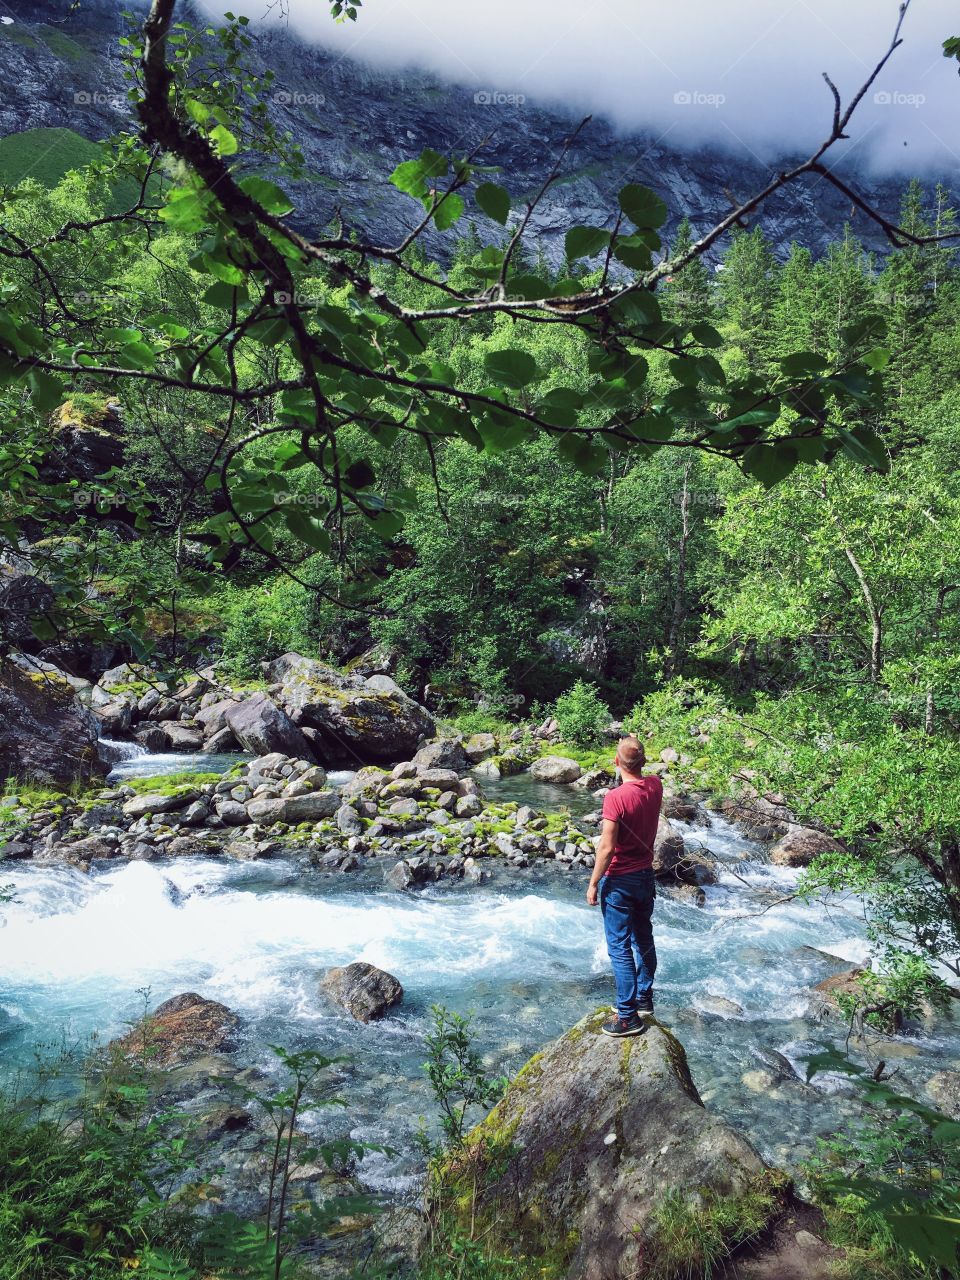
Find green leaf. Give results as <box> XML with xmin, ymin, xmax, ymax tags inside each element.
<box><xmin>741</xmin><ymin>443</ymin><xmax>799</xmax><ymax>488</ymax></box>
<box><xmin>618</xmin><ymin>183</ymin><xmax>668</xmax><ymax>229</ymax></box>
<box><xmin>565</xmin><ymin>226</ymin><xmax>610</xmax><ymax>261</ymax></box>
<box><xmin>433</xmin><ymin>193</ymin><xmax>464</xmax><ymax>231</ymax></box>
<box><xmin>27</xmin><ymin>369</ymin><xmax>64</xmax><ymax>413</ymax></box>
<box><xmin>209</xmin><ymin>124</ymin><xmax>238</xmax><ymax>156</ymax></box>
<box><xmin>483</xmin><ymin>348</ymin><xmax>539</xmax><ymax>389</ymax></box>
<box><xmin>239</xmin><ymin>174</ymin><xmax>294</xmax><ymax>215</ymax></box>
<box><xmin>390</xmin><ymin>148</ymin><xmax>447</xmax><ymax>198</ymax></box>
<box><xmin>780</xmin><ymin>351</ymin><xmax>827</xmax><ymax>377</ymax></box>
<box><xmin>475</xmin><ymin>181</ymin><xmax>510</xmax><ymax>224</ymax></box>
<box><xmin>284</xmin><ymin>508</ymin><xmax>330</xmax><ymax>552</ymax></box>
<box><xmin>558</xmin><ymin>432</ymin><xmax>608</xmax><ymax>475</ymax></box>
<box><xmin>838</xmin><ymin>425</ymin><xmax>889</xmax><ymax>472</ymax></box>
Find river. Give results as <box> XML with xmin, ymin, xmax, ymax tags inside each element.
<box><xmin>2</xmin><ymin>748</ymin><xmax>957</xmax><ymax>1190</ymax></box>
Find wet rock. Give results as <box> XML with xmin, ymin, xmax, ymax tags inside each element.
<box><xmin>413</xmin><ymin>739</ymin><xmax>468</xmax><ymax>774</ymax></box>
<box><xmin>226</xmin><ymin>692</ymin><xmax>315</xmax><ymax>761</ymax></box>
<box><xmin>198</xmin><ymin>1105</ymin><xmax>253</xmax><ymax>1143</ymax></box>
<box><xmin>0</xmin><ymin>839</ymin><xmax>33</xmax><ymax>860</ymax></box>
<box><xmin>385</xmin><ymin>860</ymin><xmax>414</xmax><ymax>891</ymax></box>
<box><xmin>675</xmin><ymin>850</ymin><xmax>718</xmax><ymax>887</ymax></box>
<box><xmin>924</xmin><ymin>1070</ymin><xmax>960</xmax><ymax>1120</ymax></box>
<box><xmin>42</xmin><ymin>835</ymin><xmax>118</xmax><ymax>864</ymax></box>
<box><xmin>0</xmin><ymin>657</ymin><xmax>106</xmax><ymax>788</ymax></box>
<box><xmin>651</xmin><ymin>816</ymin><xmax>686</xmax><ymax>879</ymax></box>
<box><xmin>770</xmin><ymin>825</ymin><xmax>843</xmax><ymax>868</ymax></box>
<box><xmin>529</xmin><ymin>755</ymin><xmax>582</xmax><ymax>784</ymax></box>
<box><xmin>246</xmin><ymin>790</ymin><xmax>339</xmax><ymax>824</ymax></box>
<box><xmin>660</xmin><ymin>882</ymin><xmax>706</xmax><ymax>908</ymax></box>
<box><xmin>320</xmin><ymin>961</ymin><xmax>403</xmax><ymax>1022</ymax></box>
<box><xmin>457</xmin><ymin>1010</ymin><xmax>783</xmax><ymax>1280</ymax></box>
<box><xmin>113</xmin><ymin>992</ymin><xmax>239</xmax><ymax>1067</ymax></box>
<box><xmin>122</xmin><ymin>790</ymin><xmax>199</xmax><ymax>818</ymax></box>
<box><xmin>696</xmin><ymin>994</ymin><xmax>745</xmax><ymax>1018</ymax></box>
<box><xmin>132</xmin><ymin>723</ymin><xmax>168</xmax><ymax>752</ymax></box>
<box><xmin>662</xmin><ymin>794</ymin><xmax>701</xmax><ymax>823</ymax></box>
<box><xmin>463</xmin><ymin>856</ymin><xmax>485</xmax><ymax>883</ymax></box>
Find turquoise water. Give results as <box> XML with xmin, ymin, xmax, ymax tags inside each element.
<box><xmin>2</xmin><ymin>759</ymin><xmax>957</xmax><ymax>1189</ymax></box>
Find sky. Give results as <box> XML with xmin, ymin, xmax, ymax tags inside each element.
<box><xmin>214</xmin><ymin>0</ymin><xmax>959</xmax><ymax>173</ymax></box>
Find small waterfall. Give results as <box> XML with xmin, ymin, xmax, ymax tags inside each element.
<box><xmin>97</xmin><ymin>736</ymin><xmax>148</xmax><ymax>764</ymax></box>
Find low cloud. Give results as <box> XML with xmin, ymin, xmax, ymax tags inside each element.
<box><xmin>213</xmin><ymin>0</ymin><xmax>958</xmax><ymax>173</ymax></box>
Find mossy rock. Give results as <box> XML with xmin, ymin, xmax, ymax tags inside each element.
<box><xmin>440</xmin><ymin>1010</ymin><xmax>786</xmax><ymax>1279</ymax></box>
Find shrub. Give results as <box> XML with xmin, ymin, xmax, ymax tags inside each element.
<box><xmin>551</xmin><ymin>680</ymin><xmax>610</xmax><ymax>747</ymax></box>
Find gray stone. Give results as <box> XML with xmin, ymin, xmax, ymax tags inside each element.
<box><xmin>216</xmin><ymin>800</ymin><xmax>250</xmax><ymax>827</ymax></box>
<box><xmin>529</xmin><ymin>755</ymin><xmax>582</xmax><ymax>784</ymax></box>
<box><xmin>226</xmin><ymin>692</ymin><xmax>315</xmax><ymax>761</ymax></box>
<box><xmin>388</xmin><ymin>798</ymin><xmax>420</xmax><ymax>818</ymax></box>
<box><xmin>412</xmin><ymin>739</ymin><xmax>468</xmax><ymax>774</ymax></box>
<box><xmin>246</xmin><ymin>791</ymin><xmax>339</xmax><ymax>825</ymax></box>
<box><xmin>463</xmin><ymin>732</ymin><xmax>497</xmax><ymax>763</ymax></box>
<box><xmin>161</xmin><ymin>721</ymin><xmax>204</xmax><ymax>751</ymax></box>
<box><xmin>203</xmin><ymin>726</ymin><xmax>239</xmax><ymax>753</ymax></box>
<box><xmin>460</xmin><ymin>1011</ymin><xmax>777</xmax><ymax>1279</ymax></box>
<box><xmin>0</xmin><ymin>658</ymin><xmax>106</xmax><ymax>788</ymax></box>
<box><xmin>455</xmin><ymin>793</ymin><xmax>482</xmax><ymax>818</ymax></box>
<box><xmin>415</xmin><ymin>767</ymin><xmax>461</xmax><ymax>789</ymax></box>
<box><xmin>122</xmin><ymin>790</ymin><xmax>199</xmax><ymax>818</ymax></box>
<box><xmin>320</xmin><ymin>961</ymin><xmax>403</xmax><ymax>1022</ymax></box>
<box><xmin>769</xmin><ymin>825</ymin><xmax>843</xmax><ymax>867</ymax></box>
<box><xmin>336</xmin><ymin>804</ymin><xmax>364</xmax><ymax>835</ymax></box>
<box><xmin>696</xmin><ymin>994</ymin><xmax>745</xmax><ymax>1018</ymax></box>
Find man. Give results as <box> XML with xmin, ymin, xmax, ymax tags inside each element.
<box><xmin>586</xmin><ymin>734</ymin><xmax>662</xmax><ymax>1037</ymax></box>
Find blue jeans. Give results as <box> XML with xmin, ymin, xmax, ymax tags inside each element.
<box><xmin>600</xmin><ymin>869</ymin><xmax>657</xmax><ymax>1018</ymax></box>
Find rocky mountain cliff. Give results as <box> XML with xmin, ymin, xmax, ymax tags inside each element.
<box><xmin>0</xmin><ymin>2</ymin><xmax>929</xmax><ymax>265</ymax></box>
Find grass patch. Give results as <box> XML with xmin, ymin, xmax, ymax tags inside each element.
<box><xmin>125</xmin><ymin>772</ymin><xmax>221</xmax><ymax>796</ymax></box>
<box><xmin>37</xmin><ymin>25</ymin><xmax>88</xmax><ymax>64</ymax></box>
<box><xmin>647</xmin><ymin>1174</ymin><xmax>786</xmax><ymax>1279</ymax></box>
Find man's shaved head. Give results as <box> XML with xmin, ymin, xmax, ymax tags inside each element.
<box><xmin>616</xmin><ymin>735</ymin><xmax>645</xmax><ymax>774</ymax></box>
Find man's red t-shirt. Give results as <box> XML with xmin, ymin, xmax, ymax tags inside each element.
<box><xmin>601</xmin><ymin>775</ymin><xmax>663</xmax><ymax>875</ymax></box>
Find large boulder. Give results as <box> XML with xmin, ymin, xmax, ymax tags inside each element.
<box><xmin>246</xmin><ymin>790</ymin><xmax>339</xmax><ymax>825</ymax></box>
<box><xmin>263</xmin><ymin>653</ymin><xmax>434</xmax><ymax>764</ymax></box>
<box><xmin>0</xmin><ymin>658</ymin><xmax>106</xmax><ymax>787</ymax></box>
<box><xmin>413</xmin><ymin>739</ymin><xmax>469</xmax><ymax>774</ymax></box>
<box><xmin>225</xmin><ymin>691</ymin><xmax>315</xmax><ymax>760</ymax></box>
<box><xmin>320</xmin><ymin>961</ymin><xmax>403</xmax><ymax>1022</ymax></box>
<box><xmin>769</xmin><ymin>825</ymin><xmax>843</xmax><ymax>868</ymax></box>
<box><xmin>451</xmin><ymin>1010</ymin><xmax>789</xmax><ymax>1280</ymax></box>
<box><xmin>112</xmin><ymin>992</ymin><xmax>239</xmax><ymax>1067</ymax></box>
<box><xmin>529</xmin><ymin>755</ymin><xmax>582</xmax><ymax>784</ymax></box>
<box><xmin>652</xmin><ymin>816</ymin><xmax>687</xmax><ymax>879</ymax></box>
<box><xmin>924</xmin><ymin>1070</ymin><xmax>960</xmax><ymax>1120</ymax></box>
<box><xmin>122</xmin><ymin>789</ymin><xmax>199</xmax><ymax>818</ymax></box>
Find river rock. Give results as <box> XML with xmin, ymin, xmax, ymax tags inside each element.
<box><xmin>215</xmin><ymin>799</ymin><xmax>250</xmax><ymax>826</ymax></box>
<box><xmin>246</xmin><ymin>790</ymin><xmax>339</xmax><ymax>824</ymax></box>
<box><xmin>203</xmin><ymin>726</ymin><xmax>239</xmax><ymax>753</ymax></box>
<box><xmin>0</xmin><ymin>839</ymin><xmax>33</xmax><ymax>860</ymax></box>
<box><xmin>463</xmin><ymin>732</ymin><xmax>497</xmax><ymax>763</ymax></box>
<box><xmin>161</xmin><ymin>721</ymin><xmax>204</xmax><ymax>751</ymax></box>
<box><xmin>336</xmin><ymin>804</ymin><xmax>364</xmax><ymax>835</ymax></box>
<box><xmin>662</xmin><ymin>794</ymin><xmax>701</xmax><ymax>823</ymax></box>
<box><xmin>651</xmin><ymin>816</ymin><xmax>686</xmax><ymax>879</ymax></box>
<box><xmin>0</xmin><ymin>657</ymin><xmax>106</xmax><ymax>788</ymax></box>
<box><xmin>416</xmin><ymin>767</ymin><xmax>461</xmax><ymax>790</ymax></box>
<box><xmin>769</xmin><ymin>825</ymin><xmax>843</xmax><ymax>867</ymax></box>
<box><xmin>454</xmin><ymin>1010</ymin><xmax>783</xmax><ymax>1280</ymax></box>
<box><xmin>122</xmin><ymin>789</ymin><xmax>199</xmax><ymax>818</ymax></box>
<box><xmin>413</xmin><ymin>738</ymin><xmax>468</xmax><ymax>774</ymax></box>
<box><xmin>455</xmin><ymin>793</ymin><xmax>482</xmax><ymax>818</ymax></box>
<box><xmin>529</xmin><ymin>755</ymin><xmax>582</xmax><ymax>784</ymax></box>
<box><xmin>226</xmin><ymin>692</ymin><xmax>315</xmax><ymax>761</ymax></box>
<box><xmin>924</xmin><ymin>1070</ymin><xmax>960</xmax><ymax>1120</ymax></box>
<box><xmin>113</xmin><ymin>992</ymin><xmax>239</xmax><ymax>1067</ymax></box>
<box><xmin>321</xmin><ymin>961</ymin><xmax>403</xmax><ymax>1022</ymax></box>
<box><xmin>133</xmin><ymin>723</ymin><xmax>168</xmax><ymax>752</ymax></box>
<box><xmin>195</xmin><ymin>697</ymin><xmax>241</xmax><ymax>736</ymax></box>
<box><xmin>696</xmin><ymin>994</ymin><xmax>745</xmax><ymax>1018</ymax></box>
<box><xmin>263</xmin><ymin>652</ymin><xmax>434</xmax><ymax>763</ymax></box>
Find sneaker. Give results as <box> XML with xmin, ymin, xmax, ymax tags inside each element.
<box><xmin>636</xmin><ymin>992</ymin><xmax>654</xmax><ymax>1014</ymax></box>
<box><xmin>600</xmin><ymin>1012</ymin><xmax>646</xmax><ymax>1037</ymax></box>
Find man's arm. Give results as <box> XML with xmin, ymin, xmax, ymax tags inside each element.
<box><xmin>587</xmin><ymin>819</ymin><xmax>618</xmax><ymax>905</ymax></box>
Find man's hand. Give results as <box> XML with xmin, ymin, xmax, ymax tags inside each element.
<box><xmin>586</xmin><ymin>881</ymin><xmax>599</xmax><ymax>906</ymax></box>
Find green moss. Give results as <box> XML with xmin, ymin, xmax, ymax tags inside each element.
<box><xmin>126</xmin><ymin>772</ymin><xmax>220</xmax><ymax>796</ymax></box>
<box><xmin>38</xmin><ymin>26</ymin><xmax>88</xmax><ymax>63</ymax></box>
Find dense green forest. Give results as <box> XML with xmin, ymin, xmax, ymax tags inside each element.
<box><xmin>2</xmin><ymin>4</ymin><xmax>960</xmax><ymax>1278</ymax></box>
